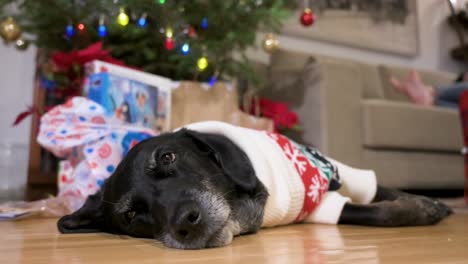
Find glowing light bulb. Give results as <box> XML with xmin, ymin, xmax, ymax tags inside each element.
<box><xmin>197</xmin><ymin>56</ymin><xmax>208</xmax><ymax>71</ymax></box>
<box><xmin>209</xmin><ymin>75</ymin><xmax>217</xmax><ymax>86</ymax></box>
<box><xmin>77</xmin><ymin>23</ymin><xmax>85</xmax><ymax>31</ymax></box>
<box><xmin>66</xmin><ymin>24</ymin><xmax>74</xmax><ymax>37</ymax></box>
<box><xmin>117</xmin><ymin>8</ymin><xmax>129</xmax><ymax>26</ymax></box>
<box><xmin>165</xmin><ymin>27</ymin><xmax>173</xmax><ymax>38</ymax></box>
<box><xmin>138</xmin><ymin>17</ymin><xmax>146</xmax><ymax>27</ymax></box>
<box><xmin>165</xmin><ymin>38</ymin><xmax>174</xmax><ymax>50</ymax></box>
<box><xmin>98</xmin><ymin>24</ymin><xmax>107</xmax><ymax>37</ymax></box>
<box><xmin>201</xmin><ymin>17</ymin><xmax>208</xmax><ymax>29</ymax></box>
<box><xmin>137</xmin><ymin>13</ymin><xmax>147</xmax><ymax>27</ymax></box>
<box><xmin>159</xmin><ymin>0</ymin><xmax>166</xmax><ymax>4</ymax></box>
<box><xmin>181</xmin><ymin>43</ymin><xmax>190</xmax><ymax>55</ymax></box>
<box><xmin>188</xmin><ymin>26</ymin><xmax>196</xmax><ymax>37</ymax></box>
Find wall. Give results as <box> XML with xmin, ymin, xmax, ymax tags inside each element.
<box><xmin>0</xmin><ymin>44</ymin><xmax>36</xmax><ymax>145</ymax></box>
<box><xmin>0</xmin><ymin>44</ymin><xmax>36</xmax><ymax>201</ymax></box>
<box><xmin>249</xmin><ymin>0</ymin><xmax>465</xmax><ymax>74</ymax></box>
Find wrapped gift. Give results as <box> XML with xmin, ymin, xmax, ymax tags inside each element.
<box><xmin>37</xmin><ymin>97</ymin><xmax>156</xmax><ymax>210</ymax></box>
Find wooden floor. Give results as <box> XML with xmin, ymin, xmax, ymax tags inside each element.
<box><xmin>0</xmin><ymin>213</ymin><xmax>467</xmax><ymax>264</ymax></box>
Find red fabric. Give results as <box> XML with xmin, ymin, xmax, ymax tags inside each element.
<box><xmin>458</xmin><ymin>91</ymin><xmax>468</xmax><ymax>204</ymax></box>
<box><xmin>265</xmin><ymin>132</ymin><xmax>328</xmax><ymax>222</ymax></box>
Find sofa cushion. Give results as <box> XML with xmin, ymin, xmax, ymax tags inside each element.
<box><xmin>362</xmin><ymin>149</ymin><xmax>464</xmax><ymax>189</ymax></box>
<box><xmin>362</xmin><ymin>99</ymin><xmax>462</xmax><ymax>152</ymax></box>
<box><xmin>378</xmin><ymin>65</ymin><xmax>456</xmax><ymax>102</ymax></box>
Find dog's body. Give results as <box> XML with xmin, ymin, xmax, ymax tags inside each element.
<box><xmin>58</xmin><ymin>122</ymin><xmax>452</xmax><ymax>249</ymax></box>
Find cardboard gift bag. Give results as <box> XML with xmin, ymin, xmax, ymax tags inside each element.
<box><xmin>227</xmin><ymin>110</ymin><xmax>274</xmax><ymax>132</ymax></box>
<box><xmin>170</xmin><ymin>81</ymin><xmax>274</xmax><ymax>132</ymax></box>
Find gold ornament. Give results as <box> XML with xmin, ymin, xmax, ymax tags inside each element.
<box><xmin>262</xmin><ymin>33</ymin><xmax>279</xmax><ymax>53</ymax></box>
<box><xmin>0</xmin><ymin>17</ymin><xmax>22</xmax><ymax>42</ymax></box>
<box><xmin>15</xmin><ymin>38</ymin><xmax>29</xmax><ymax>51</ymax></box>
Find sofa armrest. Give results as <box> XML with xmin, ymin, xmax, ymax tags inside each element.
<box><xmin>262</xmin><ymin>58</ymin><xmax>362</xmax><ymax>166</ymax></box>
<box><xmin>265</xmin><ymin>58</ymin><xmax>364</xmax><ymax>167</ymax></box>
<box><xmin>312</xmin><ymin>59</ymin><xmax>364</xmax><ymax>167</ymax></box>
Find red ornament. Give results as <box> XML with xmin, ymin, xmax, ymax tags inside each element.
<box><xmin>300</xmin><ymin>8</ymin><xmax>315</xmax><ymax>27</ymax></box>
<box><xmin>165</xmin><ymin>38</ymin><xmax>174</xmax><ymax>50</ymax></box>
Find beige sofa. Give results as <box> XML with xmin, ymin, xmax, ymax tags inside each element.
<box><xmin>259</xmin><ymin>49</ymin><xmax>464</xmax><ymax>189</ymax></box>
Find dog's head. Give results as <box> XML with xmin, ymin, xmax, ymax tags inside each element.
<box><xmin>57</xmin><ymin>129</ymin><xmax>268</xmax><ymax>249</ymax></box>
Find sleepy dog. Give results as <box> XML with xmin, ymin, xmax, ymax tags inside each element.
<box><xmin>58</xmin><ymin>121</ymin><xmax>453</xmax><ymax>249</ymax></box>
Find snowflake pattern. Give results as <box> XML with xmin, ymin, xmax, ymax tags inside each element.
<box><xmin>265</xmin><ymin>131</ymin><xmax>330</xmax><ymax>223</ymax></box>
<box><xmin>307</xmin><ymin>176</ymin><xmax>328</xmax><ymax>203</ymax></box>
<box><xmin>282</xmin><ymin>143</ymin><xmax>308</xmax><ymax>174</ymax></box>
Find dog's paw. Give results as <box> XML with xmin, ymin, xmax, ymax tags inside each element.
<box><xmin>389</xmin><ymin>196</ymin><xmax>453</xmax><ymax>226</ymax></box>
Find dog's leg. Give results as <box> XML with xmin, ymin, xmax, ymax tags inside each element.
<box><xmin>338</xmin><ymin>186</ymin><xmax>453</xmax><ymax>227</ymax></box>
<box><xmin>371</xmin><ymin>185</ymin><xmax>408</xmax><ymax>202</ymax></box>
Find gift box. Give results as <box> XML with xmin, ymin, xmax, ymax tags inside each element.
<box><xmin>83</xmin><ymin>60</ymin><xmax>176</xmax><ymax>133</ymax></box>
<box><xmin>85</xmin><ymin>72</ymin><xmax>168</xmax><ymax>132</ymax></box>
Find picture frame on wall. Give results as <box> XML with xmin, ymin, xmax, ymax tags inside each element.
<box><xmin>282</xmin><ymin>0</ymin><xmax>419</xmax><ymax>57</ymax></box>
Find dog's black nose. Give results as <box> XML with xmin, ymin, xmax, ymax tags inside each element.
<box><xmin>171</xmin><ymin>203</ymin><xmax>203</xmax><ymax>241</ymax></box>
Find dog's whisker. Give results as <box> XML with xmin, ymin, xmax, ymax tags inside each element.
<box><xmin>217</xmin><ymin>189</ymin><xmax>236</xmax><ymax>199</ymax></box>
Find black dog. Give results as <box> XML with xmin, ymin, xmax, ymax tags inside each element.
<box><xmin>58</xmin><ymin>128</ymin><xmax>452</xmax><ymax>249</ymax></box>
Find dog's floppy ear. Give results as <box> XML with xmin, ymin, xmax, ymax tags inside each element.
<box><xmin>182</xmin><ymin>129</ymin><xmax>258</xmax><ymax>192</ymax></box>
<box><xmin>57</xmin><ymin>190</ymin><xmax>106</xmax><ymax>233</ymax></box>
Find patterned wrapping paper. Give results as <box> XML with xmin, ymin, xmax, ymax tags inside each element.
<box><xmin>37</xmin><ymin>97</ymin><xmax>157</xmax><ymax>210</ymax></box>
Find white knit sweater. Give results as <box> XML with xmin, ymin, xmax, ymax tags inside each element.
<box><xmin>184</xmin><ymin>121</ymin><xmax>377</xmax><ymax>227</ymax></box>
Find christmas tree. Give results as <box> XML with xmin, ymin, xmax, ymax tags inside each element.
<box><xmin>0</xmin><ymin>0</ymin><xmax>294</xmax><ymax>84</ymax></box>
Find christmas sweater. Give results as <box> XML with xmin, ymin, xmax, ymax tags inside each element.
<box><xmin>184</xmin><ymin>121</ymin><xmax>377</xmax><ymax>227</ymax></box>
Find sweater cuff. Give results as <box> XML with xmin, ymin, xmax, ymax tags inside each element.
<box><xmin>327</xmin><ymin>158</ymin><xmax>377</xmax><ymax>204</ymax></box>
<box><xmin>304</xmin><ymin>192</ymin><xmax>350</xmax><ymax>224</ymax></box>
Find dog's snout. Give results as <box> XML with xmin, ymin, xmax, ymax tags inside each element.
<box><xmin>171</xmin><ymin>202</ymin><xmax>204</xmax><ymax>241</ymax></box>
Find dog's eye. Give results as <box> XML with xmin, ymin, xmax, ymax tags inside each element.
<box><xmin>125</xmin><ymin>210</ymin><xmax>136</xmax><ymax>222</ymax></box>
<box><xmin>160</xmin><ymin>152</ymin><xmax>176</xmax><ymax>165</ymax></box>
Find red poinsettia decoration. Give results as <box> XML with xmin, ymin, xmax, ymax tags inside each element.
<box><xmin>51</xmin><ymin>42</ymin><xmax>124</xmax><ymax>70</ymax></box>
<box><xmin>245</xmin><ymin>98</ymin><xmax>300</xmax><ymax>131</ymax></box>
